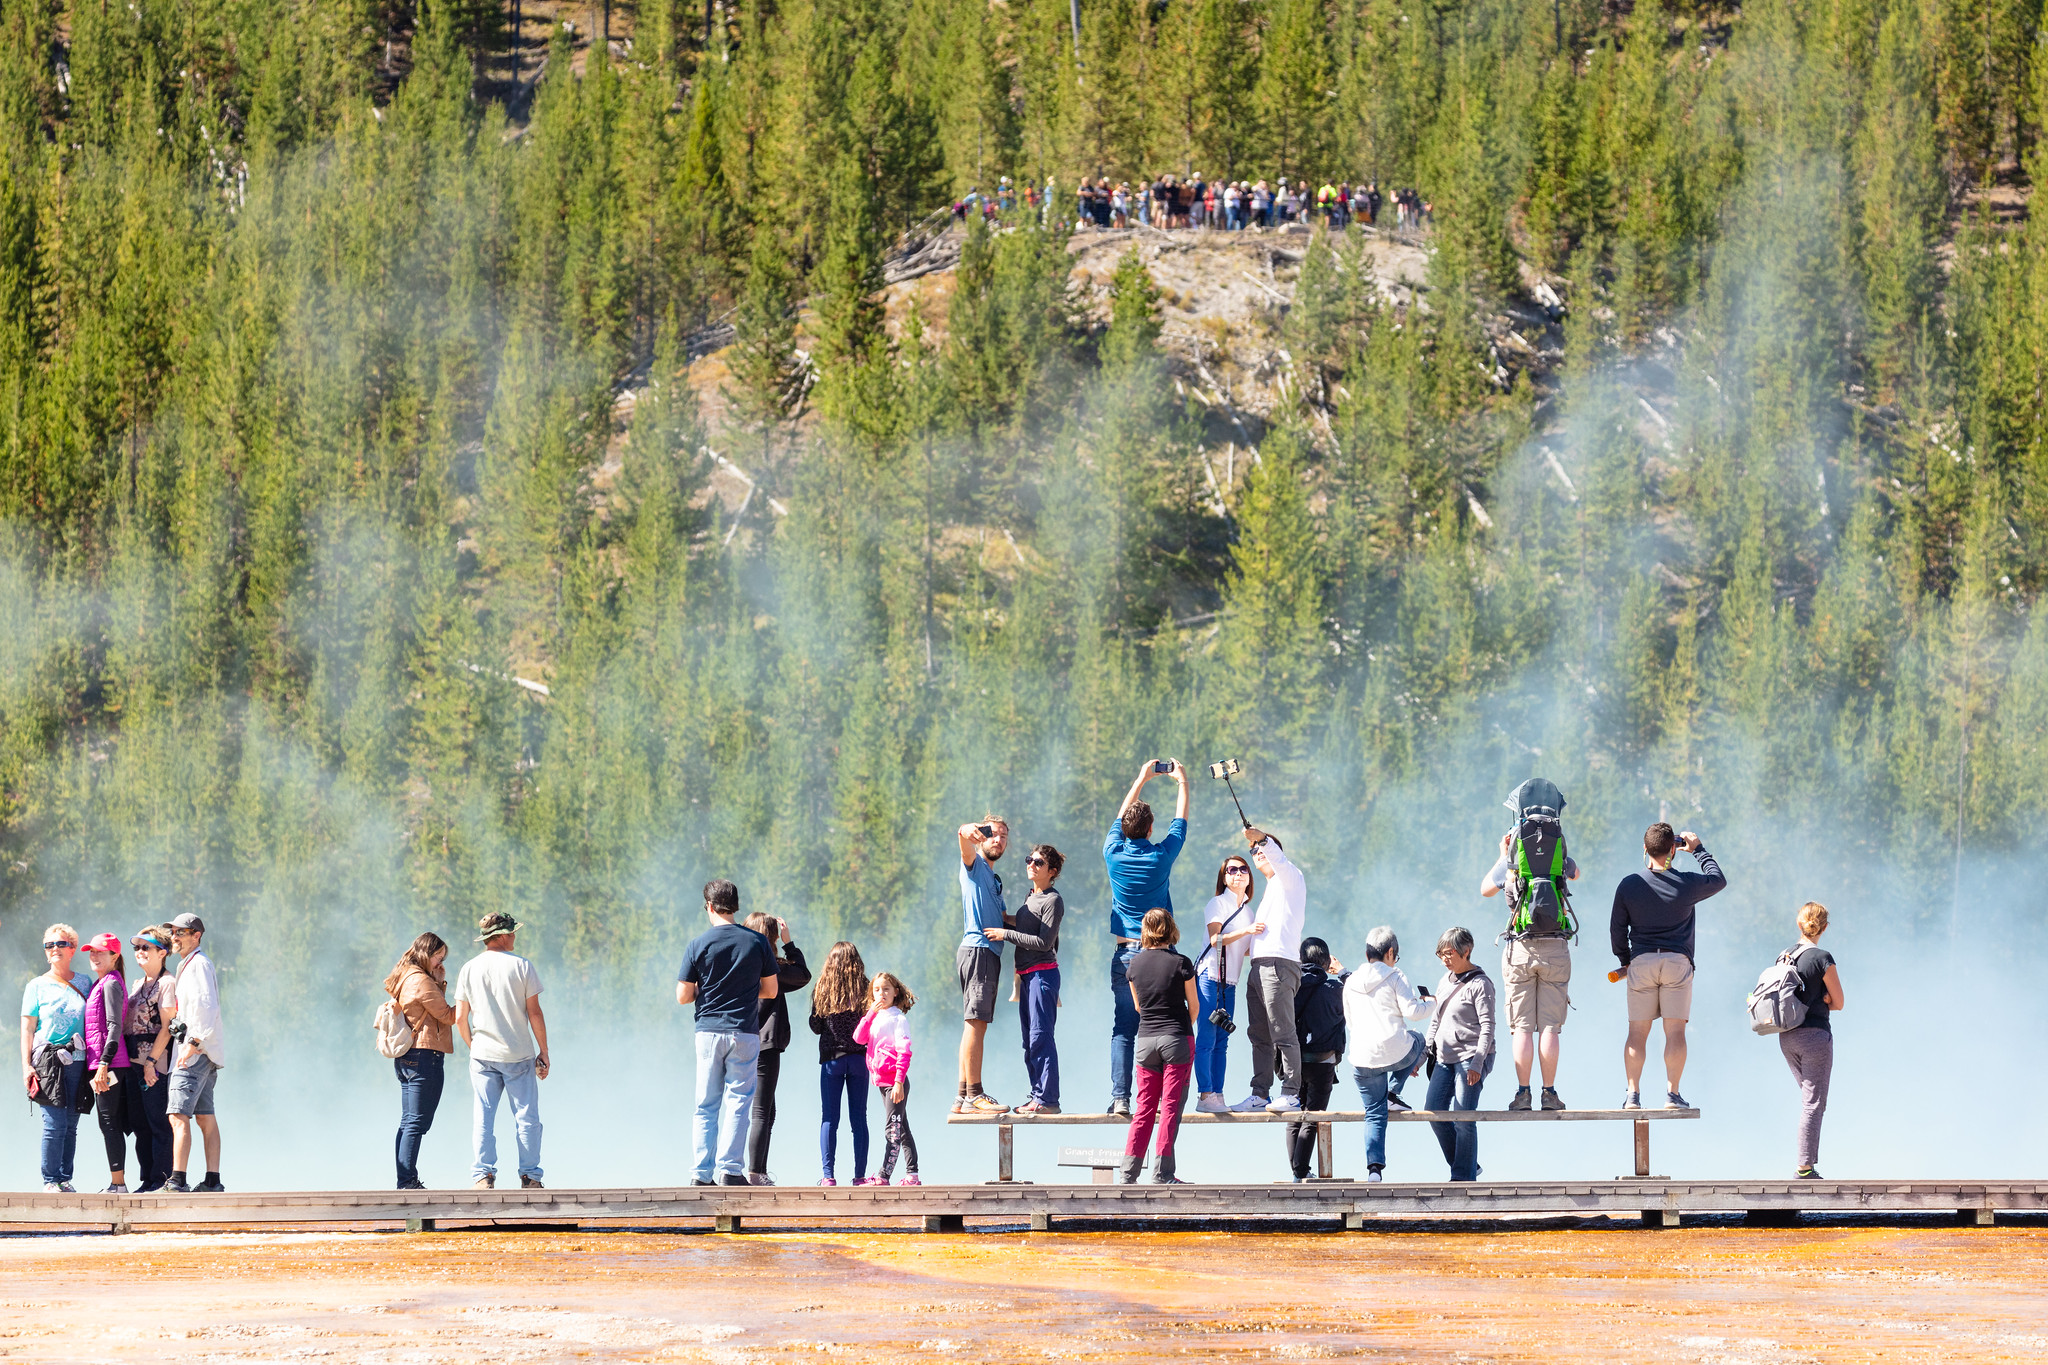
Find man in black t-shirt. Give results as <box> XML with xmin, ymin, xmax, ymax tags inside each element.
<box><xmin>677</xmin><ymin>879</ymin><xmax>780</xmax><ymax>1186</ymax></box>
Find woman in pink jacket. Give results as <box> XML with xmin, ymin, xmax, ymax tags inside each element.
<box><xmin>852</xmin><ymin>973</ymin><xmax>919</xmax><ymax>1186</ymax></box>
<box><xmin>81</xmin><ymin>933</ymin><xmax>133</xmax><ymax>1192</ymax></box>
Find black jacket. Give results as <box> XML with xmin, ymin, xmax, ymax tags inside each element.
<box><xmin>1295</xmin><ymin>964</ymin><xmax>1349</xmax><ymax>1058</ymax></box>
<box><xmin>755</xmin><ymin>943</ymin><xmax>812</xmax><ymax>1052</ymax></box>
<box><xmin>810</xmin><ymin>1007</ymin><xmax>864</xmax><ymax>1064</ymax></box>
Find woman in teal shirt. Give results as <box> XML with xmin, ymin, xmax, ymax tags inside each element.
<box><xmin>19</xmin><ymin>924</ymin><xmax>88</xmax><ymax>1191</ymax></box>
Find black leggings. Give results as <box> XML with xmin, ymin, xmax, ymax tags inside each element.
<box><xmin>747</xmin><ymin>1048</ymin><xmax>782</xmax><ymax>1175</ymax></box>
<box><xmin>93</xmin><ymin>1063</ymin><xmax>142</xmax><ymax>1176</ymax></box>
<box><xmin>877</xmin><ymin>1078</ymin><xmax>918</xmax><ymax>1179</ymax></box>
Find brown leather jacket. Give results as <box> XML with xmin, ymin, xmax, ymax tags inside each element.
<box><xmin>383</xmin><ymin>963</ymin><xmax>456</xmax><ymax>1053</ymax></box>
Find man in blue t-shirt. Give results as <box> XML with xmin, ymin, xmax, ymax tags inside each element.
<box><xmin>677</xmin><ymin>879</ymin><xmax>780</xmax><ymax>1186</ymax></box>
<box><xmin>954</xmin><ymin>818</ymin><xmax>1011</xmax><ymax>1114</ymax></box>
<box><xmin>1102</xmin><ymin>758</ymin><xmax>1188</xmax><ymax>1115</ymax></box>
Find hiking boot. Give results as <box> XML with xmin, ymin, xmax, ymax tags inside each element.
<box><xmin>1508</xmin><ymin>1086</ymin><xmax>1533</xmax><ymax>1112</ymax></box>
<box><xmin>1541</xmin><ymin>1087</ymin><xmax>1567</xmax><ymax>1112</ymax></box>
<box><xmin>520</xmin><ymin>1175</ymin><xmax>544</xmax><ymax>1190</ymax></box>
<box><xmin>1664</xmin><ymin>1091</ymin><xmax>1689</xmax><ymax>1110</ymax></box>
<box><xmin>473</xmin><ymin>1174</ymin><xmax>495</xmax><ymax>1190</ymax></box>
<box><xmin>1195</xmin><ymin>1093</ymin><xmax>1229</xmax><ymax>1114</ymax></box>
<box><xmin>963</xmin><ymin>1093</ymin><xmax>1010</xmax><ymax>1115</ymax></box>
<box><xmin>1227</xmin><ymin>1094</ymin><xmax>1269</xmax><ymax>1113</ymax></box>
<box><xmin>1386</xmin><ymin>1093</ymin><xmax>1412</xmax><ymax>1112</ymax></box>
<box><xmin>192</xmin><ymin>1177</ymin><xmax>224</xmax><ymax>1193</ymax></box>
<box><xmin>1621</xmin><ymin>1091</ymin><xmax>1642</xmax><ymax>1110</ymax></box>
<box><xmin>1109</xmin><ymin>1097</ymin><xmax>1133</xmax><ymax>1118</ymax></box>
<box><xmin>747</xmin><ymin>1173</ymin><xmax>774</xmax><ymax>1186</ymax></box>
<box><xmin>164</xmin><ymin>1174</ymin><xmax>190</xmax><ymax>1193</ymax></box>
<box><xmin>1266</xmin><ymin>1094</ymin><xmax>1302</xmax><ymax>1114</ymax></box>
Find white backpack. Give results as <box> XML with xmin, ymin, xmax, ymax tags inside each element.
<box><xmin>373</xmin><ymin>994</ymin><xmax>416</xmax><ymax>1059</ymax></box>
<box><xmin>1746</xmin><ymin>949</ymin><xmax>1809</xmax><ymax>1035</ymax></box>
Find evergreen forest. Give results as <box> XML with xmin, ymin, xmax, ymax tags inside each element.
<box><xmin>1</xmin><ymin>0</ymin><xmax>2046</xmax><ymax>1044</ymax></box>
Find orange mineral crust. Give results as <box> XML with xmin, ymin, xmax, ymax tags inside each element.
<box><xmin>0</xmin><ymin>1220</ymin><xmax>2044</xmax><ymax>1361</ymax></box>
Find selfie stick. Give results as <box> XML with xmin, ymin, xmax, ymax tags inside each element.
<box><xmin>1215</xmin><ymin>769</ymin><xmax>1252</xmax><ymax>831</ymax></box>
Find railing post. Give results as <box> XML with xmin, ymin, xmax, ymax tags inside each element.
<box><xmin>1316</xmin><ymin>1123</ymin><xmax>1333</xmax><ymax>1180</ymax></box>
<box><xmin>998</xmin><ymin>1124</ymin><xmax>1015</xmax><ymax>1182</ymax></box>
<box><xmin>1633</xmin><ymin>1119</ymin><xmax>1650</xmax><ymax>1178</ymax></box>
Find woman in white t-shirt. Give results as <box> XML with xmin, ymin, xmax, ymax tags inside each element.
<box><xmin>1193</xmin><ymin>856</ymin><xmax>1259</xmax><ymax>1113</ymax></box>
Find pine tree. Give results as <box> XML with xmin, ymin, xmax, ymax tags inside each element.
<box><xmin>1254</xmin><ymin>0</ymin><xmax>1335</xmax><ymax>183</ymax></box>
<box><xmin>1855</xmin><ymin>0</ymin><xmax>1942</xmax><ymax>400</ymax></box>
<box><xmin>721</xmin><ymin>227</ymin><xmax>802</xmax><ymax>477</ymax></box>
<box><xmin>1212</xmin><ymin>430</ymin><xmax>1327</xmax><ymax>751</ymax></box>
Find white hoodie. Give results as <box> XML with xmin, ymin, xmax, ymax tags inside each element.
<box><xmin>1242</xmin><ymin>840</ymin><xmax>1306</xmax><ymax>963</ymax></box>
<box><xmin>1343</xmin><ymin>959</ymin><xmax>1433</xmax><ymax>1069</ymax></box>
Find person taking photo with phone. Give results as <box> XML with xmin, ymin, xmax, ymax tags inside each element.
<box><xmin>742</xmin><ymin>912</ymin><xmax>812</xmax><ymax>1185</ymax></box>
<box><xmin>954</xmin><ymin>817</ymin><xmax>1011</xmax><ymax>1114</ymax></box>
<box><xmin>1104</xmin><ymin>760</ymin><xmax>1188</xmax><ymax>1116</ymax></box>
<box><xmin>1229</xmin><ymin>829</ymin><xmax>1307</xmax><ymax>1115</ymax></box>
<box><xmin>1610</xmin><ymin>823</ymin><xmax>1726</xmax><ymax>1111</ymax></box>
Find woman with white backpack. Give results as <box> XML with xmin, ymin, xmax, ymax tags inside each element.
<box><xmin>380</xmin><ymin>933</ymin><xmax>455</xmax><ymax>1189</ymax></box>
<box><xmin>1779</xmin><ymin>902</ymin><xmax>1845</xmax><ymax>1180</ymax></box>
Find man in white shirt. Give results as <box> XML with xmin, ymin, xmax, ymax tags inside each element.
<box><xmin>1229</xmin><ymin>830</ymin><xmax>1308</xmax><ymax>1115</ymax></box>
<box><xmin>165</xmin><ymin>913</ymin><xmax>225</xmax><ymax>1193</ymax></box>
<box><xmin>453</xmin><ymin>912</ymin><xmax>550</xmax><ymax>1191</ymax></box>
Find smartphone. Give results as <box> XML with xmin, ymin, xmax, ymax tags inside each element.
<box><xmin>1416</xmin><ymin>985</ymin><xmax>1433</xmax><ymax>998</ymax></box>
<box><xmin>975</xmin><ymin>823</ymin><xmax>995</xmax><ymax>839</ymax></box>
<box><xmin>1153</xmin><ymin>759</ymin><xmax>1174</xmax><ymax>774</ymax></box>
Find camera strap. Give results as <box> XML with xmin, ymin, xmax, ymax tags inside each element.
<box><xmin>1196</xmin><ymin>899</ymin><xmax>1253</xmax><ymax>981</ymax></box>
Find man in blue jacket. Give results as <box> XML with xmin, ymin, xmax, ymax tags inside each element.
<box><xmin>1610</xmin><ymin>823</ymin><xmax>1727</xmax><ymax>1110</ymax></box>
<box><xmin>1103</xmin><ymin>759</ymin><xmax>1188</xmax><ymax>1116</ymax></box>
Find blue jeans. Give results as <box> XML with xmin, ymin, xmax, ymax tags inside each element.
<box><xmin>693</xmin><ymin>1030</ymin><xmax>760</xmax><ymax>1182</ymax></box>
<box><xmin>1424</xmin><ymin>1054</ymin><xmax>1489</xmax><ymax>1181</ymax></box>
<box><xmin>1019</xmin><ymin>966</ymin><xmax>1061</xmax><ymax>1106</ymax></box>
<box><xmin>394</xmin><ymin>1048</ymin><xmax>445</xmax><ymax>1188</ymax></box>
<box><xmin>470</xmin><ymin>1057</ymin><xmax>543</xmax><ymax>1182</ymax></box>
<box><xmin>1109</xmin><ymin>944</ymin><xmax>1141</xmax><ymax>1102</ymax></box>
<box><xmin>819</xmin><ymin>1054</ymin><xmax>870</xmax><ymax>1180</ymax></box>
<box><xmin>1194</xmin><ymin>976</ymin><xmax>1236</xmax><ymax>1093</ymax></box>
<box><xmin>1352</xmin><ymin>1031</ymin><xmax>1426</xmax><ymax>1169</ymax></box>
<box><xmin>38</xmin><ymin>1059</ymin><xmax>85</xmax><ymax>1185</ymax></box>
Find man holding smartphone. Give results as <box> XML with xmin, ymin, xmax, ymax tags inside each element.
<box><xmin>1610</xmin><ymin>824</ymin><xmax>1726</xmax><ymax>1110</ymax></box>
<box><xmin>955</xmin><ymin>817</ymin><xmax>1012</xmax><ymax>1114</ymax></box>
<box><xmin>1103</xmin><ymin>760</ymin><xmax>1189</xmax><ymax>1117</ymax></box>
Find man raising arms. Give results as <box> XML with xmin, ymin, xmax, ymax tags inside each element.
<box><xmin>955</xmin><ymin>817</ymin><xmax>1012</xmax><ymax>1114</ymax></box>
<box><xmin>1104</xmin><ymin>761</ymin><xmax>1188</xmax><ymax>1117</ymax></box>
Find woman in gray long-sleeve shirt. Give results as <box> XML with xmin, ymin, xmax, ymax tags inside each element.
<box><xmin>987</xmin><ymin>845</ymin><xmax>1065</xmax><ymax>1114</ymax></box>
<box><xmin>1422</xmin><ymin>926</ymin><xmax>1495</xmax><ymax>1182</ymax></box>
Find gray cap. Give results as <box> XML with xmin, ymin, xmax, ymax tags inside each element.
<box><xmin>169</xmin><ymin>913</ymin><xmax>206</xmax><ymax>933</ymax></box>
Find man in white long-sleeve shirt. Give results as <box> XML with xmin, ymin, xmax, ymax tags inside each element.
<box><xmin>1229</xmin><ymin>829</ymin><xmax>1308</xmax><ymax>1115</ymax></box>
<box><xmin>165</xmin><ymin>912</ymin><xmax>225</xmax><ymax>1193</ymax></box>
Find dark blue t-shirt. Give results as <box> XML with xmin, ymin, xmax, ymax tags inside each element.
<box><xmin>679</xmin><ymin>922</ymin><xmax>779</xmax><ymax>1034</ymax></box>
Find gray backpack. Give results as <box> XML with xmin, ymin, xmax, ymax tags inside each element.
<box><xmin>1746</xmin><ymin>950</ymin><xmax>1808</xmax><ymax>1035</ymax></box>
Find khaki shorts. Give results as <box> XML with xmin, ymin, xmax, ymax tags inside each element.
<box><xmin>1626</xmin><ymin>952</ymin><xmax>1694</xmax><ymax>1022</ymax></box>
<box><xmin>1502</xmin><ymin>937</ymin><xmax>1571</xmax><ymax>1033</ymax></box>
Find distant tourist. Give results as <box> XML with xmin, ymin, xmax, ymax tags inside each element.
<box><xmin>854</xmin><ymin>972</ymin><xmax>920</xmax><ymax>1185</ymax></box>
<box><xmin>384</xmin><ymin>932</ymin><xmax>456</xmax><ymax>1190</ymax></box>
<box><xmin>123</xmin><ymin>928</ymin><xmax>177</xmax><ymax>1192</ymax></box>
<box><xmin>20</xmin><ymin>924</ymin><xmax>87</xmax><ymax>1191</ymax></box>
<box><xmin>1285</xmin><ymin>938</ymin><xmax>1347</xmax><ymax>1182</ymax></box>
<box><xmin>677</xmin><ymin>880</ymin><xmax>780</xmax><ymax>1187</ymax></box>
<box><xmin>743</xmin><ymin>911</ymin><xmax>812</xmax><ymax>1185</ymax></box>
<box><xmin>1780</xmin><ymin>902</ymin><xmax>1844</xmax><ymax>1179</ymax></box>
<box><xmin>81</xmin><ymin>933</ymin><xmax>132</xmax><ymax>1192</ymax></box>
<box><xmin>1118</xmin><ymin>909</ymin><xmax>1196</xmax><ymax>1184</ymax></box>
<box><xmin>453</xmin><ymin>911</ymin><xmax>549</xmax><ymax>1191</ymax></box>
<box><xmin>954</xmin><ymin>816</ymin><xmax>1011</xmax><ymax>1114</ymax></box>
<box><xmin>1610</xmin><ymin>824</ymin><xmax>1726</xmax><ymax>1109</ymax></box>
<box><xmin>165</xmin><ymin>913</ymin><xmax>225</xmax><ymax>1193</ymax></box>
<box><xmin>1104</xmin><ymin>760</ymin><xmax>1188</xmax><ymax>1115</ymax></box>
<box><xmin>1230</xmin><ymin>829</ymin><xmax>1307</xmax><ymax>1114</ymax></box>
<box><xmin>809</xmin><ymin>941</ymin><xmax>873</xmax><ymax>1186</ymax></box>
<box><xmin>1194</xmin><ymin>854</ymin><xmax>1256</xmax><ymax>1112</ymax></box>
<box><xmin>1423</xmin><ymin>926</ymin><xmax>1494</xmax><ymax>1182</ymax></box>
<box><xmin>986</xmin><ymin>843</ymin><xmax>1065</xmax><ymax>1114</ymax></box>
<box><xmin>1343</xmin><ymin>926</ymin><xmax>1432</xmax><ymax>1182</ymax></box>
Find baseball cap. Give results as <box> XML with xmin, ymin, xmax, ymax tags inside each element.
<box><xmin>170</xmin><ymin>913</ymin><xmax>205</xmax><ymax>933</ymax></box>
<box><xmin>84</xmin><ymin>932</ymin><xmax>122</xmax><ymax>954</ymax></box>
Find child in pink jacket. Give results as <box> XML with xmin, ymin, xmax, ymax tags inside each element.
<box><xmin>852</xmin><ymin>973</ymin><xmax>919</xmax><ymax>1186</ymax></box>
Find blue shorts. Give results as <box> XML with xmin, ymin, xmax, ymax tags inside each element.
<box><xmin>168</xmin><ymin>1056</ymin><xmax>220</xmax><ymax>1117</ymax></box>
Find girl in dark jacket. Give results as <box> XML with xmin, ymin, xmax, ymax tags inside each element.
<box><xmin>807</xmin><ymin>941</ymin><xmax>870</xmax><ymax>1186</ymax></box>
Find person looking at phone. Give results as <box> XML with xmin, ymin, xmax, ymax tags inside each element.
<box><xmin>1193</xmin><ymin>855</ymin><xmax>1257</xmax><ymax>1113</ymax></box>
<box><xmin>1228</xmin><ymin>829</ymin><xmax>1308</xmax><ymax>1115</ymax></box>
<box><xmin>1103</xmin><ymin>760</ymin><xmax>1188</xmax><ymax>1116</ymax></box>
<box><xmin>1610</xmin><ymin>824</ymin><xmax>1726</xmax><ymax>1110</ymax></box>
<box><xmin>742</xmin><ymin>912</ymin><xmax>811</xmax><ymax>1185</ymax></box>
<box><xmin>1343</xmin><ymin>926</ymin><xmax>1433</xmax><ymax>1181</ymax></box>
<box><xmin>454</xmin><ymin>911</ymin><xmax>550</xmax><ymax>1191</ymax></box>
<box><xmin>678</xmin><ymin>882</ymin><xmax>780</xmax><ymax>1186</ymax></box>
<box><xmin>954</xmin><ymin>817</ymin><xmax>1012</xmax><ymax>1115</ymax></box>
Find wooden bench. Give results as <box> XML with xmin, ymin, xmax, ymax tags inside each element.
<box><xmin>948</xmin><ymin>1107</ymin><xmax>1701</xmax><ymax>1182</ymax></box>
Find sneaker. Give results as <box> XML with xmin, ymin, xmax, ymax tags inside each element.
<box><xmin>1366</xmin><ymin>1169</ymin><xmax>1384</xmax><ymax>1183</ymax></box>
<box><xmin>1665</xmin><ymin>1091</ymin><xmax>1689</xmax><ymax>1110</ymax></box>
<box><xmin>164</xmin><ymin>1175</ymin><xmax>190</xmax><ymax>1193</ymax></box>
<box><xmin>1228</xmin><ymin>1094</ymin><xmax>1270</xmax><ymax>1113</ymax></box>
<box><xmin>1195</xmin><ymin>1093</ymin><xmax>1229</xmax><ymax>1114</ymax></box>
<box><xmin>105</xmin><ymin>1183</ymin><xmax>129</xmax><ymax>1194</ymax></box>
<box><xmin>692</xmin><ymin>1179</ymin><xmax>716</xmax><ymax>1187</ymax></box>
<box><xmin>192</xmin><ymin>1177</ymin><xmax>224</xmax><ymax>1193</ymax></box>
<box><xmin>1541</xmin><ymin>1087</ymin><xmax>1567</xmax><ymax>1112</ymax></box>
<box><xmin>1386</xmin><ymin>1093</ymin><xmax>1412</xmax><ymax>1112</ymax></box>
<box><xmin>853</xmin><ymin>1176</ymin><xmax>886</xmax><ymax>1187</ymax></box>
<box><xmin>473</xmin><ymin>1174</ymin><xmax>496</xmax><ymax>1190</ymax></box>
<box><xmin>1508</xmin><ymin>1086</ymin><xmax>1533</xmax><ymax>1112</ymax></box>
<box><xmin>747</xmin><ymin>1173</ymin><xmax>774</xmax><ymax>1186</ymax></box>
<box><xmin>135</xmin><ymin>1181</ymin><xmax>164</xmax><ymax>1195</ymax></box>
<box><xmin>1622</xmin><ymin>1091</ymin><xmax>1642</xmax><ymax>1110</ymax></box>
<box><xmin>1153</xmin><ymin>1175</ymin><xmax>1189</xmax><ymax>1185</ymax></box>
<box><xmin>817</xmin><ymin>1177</ymin><xmax>838</xmax><ymax>1186</ymax></box>
<box><xmin>1794</xmin><ymin>1167</ymin><xmax>1823</xmax><ymax>1180</ymax></box>
<box><xmin>1012</xmin><ymin>1100</ymin><xmax>1061</xmax><ymax>1115</ymax></box>
<box><xmin>964</xmin><ymin>1093</ymin><xmax>1010</xmax><ymax>1114</ymax></box>
<box><xmin>1109</xmin><ymin>1097</ymin><xmax>1132</xmax><ymax>1118</ymax></box>
<box><xmin>719</xmin><ymin>1173</ymin><xmax>750</xmax><ymax>1187</ymax></box>
<box><xmin>950</xmin><ymin>1096</ymin><xmax>971</xmax><ymax>1114</ymax></box>
<box><xmin>1266</xmin><ymin>1094</ymin><xmax>1302</xmax><ymax>1113</ymax></box>
<box><xmin>42</xmin><ymin>1182</ymin><xmax>61</xmax><ymax>1193</ymax></box>
<box><xmin>897</xmin><ymin>1175</ymin><xmax>922</xmax><ymax>1186</ymax></box>
<box><xmin>520</xmin><ymin>1175</ymin><xmax>544</xmax><ymax>1190</ymax></box>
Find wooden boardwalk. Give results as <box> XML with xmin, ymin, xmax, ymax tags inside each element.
<box><xmin>2</xmin><ymin>1180</ymin><xmax>2042</xmax><ymax>1233</ymax></box>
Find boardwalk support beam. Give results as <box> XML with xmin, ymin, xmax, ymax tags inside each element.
<box><xmin>406</xmin><ymin>1217</ymin><xmax>435</xmax><ymax>1233</ymax></box>
<box><xmin>715</xmin><ymin>1213</ymin><xmax>743</xmax><ymax>1233</ymax></box>
<box><xmin>922</xmin><ymin>1214</ymin><xmax>965</xmax><ymax>1233</ymax></box>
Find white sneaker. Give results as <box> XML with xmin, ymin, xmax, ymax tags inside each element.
<box><xmin>1195</xmin><ymin>1093</ymin><xmax>1229</xmax><ymax>1114</ymax></box>
<box><xmin>1228</xmin><ymin>1094</ymin><xmax>1270</xmax><ymax>1113</ymax></box>
<box><xmin>42</xmin><ymin>1182</ymin><xmax>62</xmax><ymax>1193</ymax></box>
<box><xmin>1266</xmin><ymin>1094</ymin><xmax>1303</xmax><ymax>1113</ymax></box>
<box><xmin>1367</xmin><ymin>1170</ymin><xmax>1384</xmax><ymax>1183</ymax></box>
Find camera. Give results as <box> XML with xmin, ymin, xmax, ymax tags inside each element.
<box><xmin>1152</xmin><ymin>759</ymin><xmax>1175</xmax><ymax>774</ymax></box>
<box><xmin>168</xmin><ymin>1020</ymin><xmax>188</xmax><ymax>1044</ymax></box>
<box><xmin>1209</xmin><ymin>759</ymin><xmax>1241</xmax><ymax>779</ymax></box>
<box><xmin>1207</xmin><ymin>1007</ymin><xmax>1237</xmax><ymax>1035</ymax></box>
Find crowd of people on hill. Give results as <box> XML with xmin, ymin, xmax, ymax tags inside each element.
<box><xmin>951</xmin><ymin>174</ymin><xmax>1430</xmax><ymax>233</ymax></box>
<box><xmin>19</xmin><ymin>761</ymin><xmax>1848</xmax><ymax>1195</ymax></box>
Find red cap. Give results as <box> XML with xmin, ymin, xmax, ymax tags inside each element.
<box><xmin>84</xmin><ymin>932</ymin><xmax>122</xmax><ymax>954</ymax></box>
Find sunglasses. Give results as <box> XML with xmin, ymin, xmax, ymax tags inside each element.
<box><xmin>43</xmin><ymin>941</ymin><xmax>76</xmax><ymax>951</ymax></box>
<box><xmin>1025</xmin><ymin>856</ymin><xmax>1049</xmax><ymax>867</ymax></box>
<box><xmin>1225</xmin><ymin>865</ymin><xmax>1251</xmax><ymax>875</ymax></box>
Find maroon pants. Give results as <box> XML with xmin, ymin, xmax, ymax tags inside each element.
<box><xmin>1120</xmin><ymin>1035</ymin><xmax>1192</xmax><ymax>1182</ymax></box>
